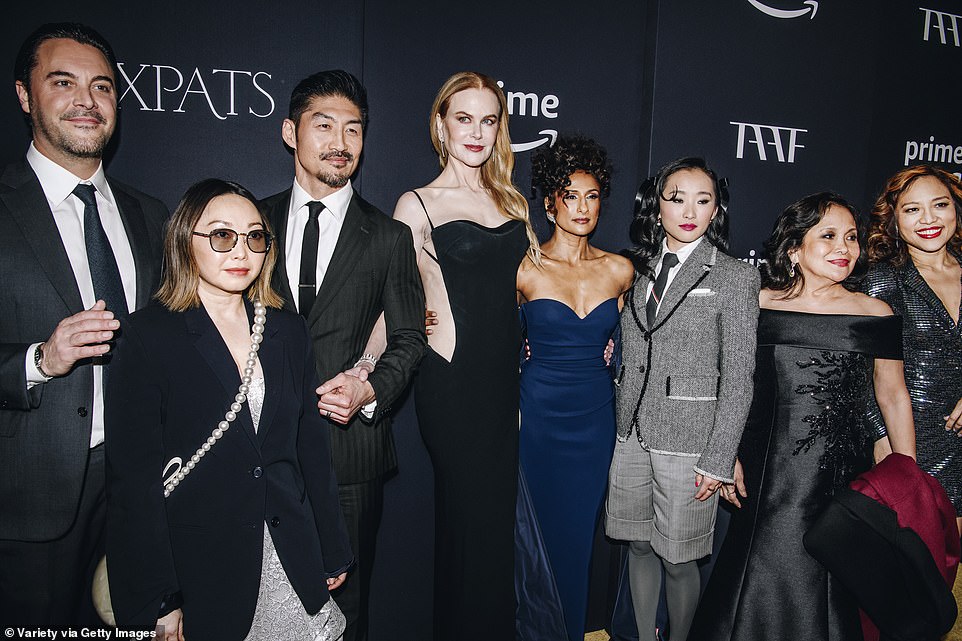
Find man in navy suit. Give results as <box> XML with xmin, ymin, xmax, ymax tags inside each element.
<box><xmin>0</xmin><ymin>23</ymin><xmax>167</xmax><ymax>626</ymax></box>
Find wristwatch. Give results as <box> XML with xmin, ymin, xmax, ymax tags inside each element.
<box><xmin>34</xmin><ymin>343</ymin><xmax>53</xmax><ymax>381</ymax></box>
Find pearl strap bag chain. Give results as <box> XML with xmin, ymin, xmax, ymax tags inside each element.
<box><xmin>161</xmin><ymin>300</ymin><xmax>267</xmax><ymax>497</ymax></box>
<box><xmin>93</xmin><ymin>301</ymin><xmax>267</xmax><ymax>625</ymax></box>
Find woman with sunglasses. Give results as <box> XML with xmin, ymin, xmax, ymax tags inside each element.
<box><xmin>105</xmin><ymin>179</ymin><xmax>352</xmax><ymax>641</ymax></box>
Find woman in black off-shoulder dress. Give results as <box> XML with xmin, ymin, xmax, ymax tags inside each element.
<box><xmin>863</xmin><ymin>165</ymin><xmax>962</xmax><ymax>526</ymax></box>
<box><xmin>691</xmin><ymin>192</ymin><xmax>916</xmax><ymax>641</ymax></box>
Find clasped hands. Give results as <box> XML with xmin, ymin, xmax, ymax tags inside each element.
<box><xmin>316</xmin><ymin>362</ymin><xmax>376</xmax><ymax>424</ymax></box>
<box><xmin>699</xmin><ymin>459</ymin><xmax>748</xmax><ymax>508</ymax></box>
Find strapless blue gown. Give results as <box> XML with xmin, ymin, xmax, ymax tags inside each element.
<box><xmin>516</xmin><ymin>297</ymin><xmax>619</xmax><ymax>641</ymax></box>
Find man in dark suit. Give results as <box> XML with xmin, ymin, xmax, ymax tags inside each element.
<box><xmin>261</xmin><ymin>70</ymin><xmax>425</xmax><ymax>641</ymax></box>
<box><xmin>0</xmin><ymin>23</ymin><xmax>167</xmax><ymax>626</ymax></box>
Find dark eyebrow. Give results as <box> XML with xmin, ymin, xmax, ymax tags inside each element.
<box><xmin>46</xmin><ymin>70</ymin><xmax>114</xmax><ymax>86</ymax></box>
<box><xmin>311</xmin><ymin>112</ymin><xmax>363</xmax><ymax>127</ymax></box>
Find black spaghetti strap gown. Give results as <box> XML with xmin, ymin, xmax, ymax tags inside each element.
<box><xmin>412</xmin><ymin>193</ymin><xmax>528</xmax><ymax>641</ymax></box>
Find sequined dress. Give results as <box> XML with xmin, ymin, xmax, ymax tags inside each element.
<box><xmin>863</xmin><ymin>257</ymin><xmax>962</xmax><ymax>514</ymax></box>
<box><xmin>689</xmin><ymin>310</ymin><xmax>903</xmax><ymax>641</ymax></box>
<box><xmin>244</xmin><ymin>377</ymin><xmax>346</xmax><ymax>641</ymax></box>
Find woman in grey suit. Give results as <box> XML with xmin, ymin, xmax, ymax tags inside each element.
<box><xmin>605</xmin><ymin>157</ymin><xmax>760</xmax><ymax>641</ymax></box>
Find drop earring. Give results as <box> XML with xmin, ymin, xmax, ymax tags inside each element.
<box><xmin>789</xmin><ymin>261</ymin><xmax>797</xmax><ymax>278</ymax></box>
<box><xmin>439</xmin><ymin>137</ymin><xmax>446</xmax><ymax>159</ymax></box>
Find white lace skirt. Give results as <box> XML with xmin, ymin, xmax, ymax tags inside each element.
<box><xmin>243</xmin><ymin>526</ymin><xmax>346</xmax><ymax>641</ymax></box>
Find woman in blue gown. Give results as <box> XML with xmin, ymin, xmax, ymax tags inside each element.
<box><xmin>515</xmin><ymin>136</ymin><xmax>635</xmax><ymax>641</ymax></box>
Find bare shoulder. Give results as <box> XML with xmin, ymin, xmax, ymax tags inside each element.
<box><xmin>393</xmin><ymin>190</ymin><xmax>429</xmax><ymax>228</ymax></box>
<box><xmin>851</xmin><ymin>291</ymin><xmax>895</xmax><ymax>316</ymax></box>
<box><xmin>601</xmin><ymin>251</ymin><xmax>636</xmax><ymax>290</ymax></box>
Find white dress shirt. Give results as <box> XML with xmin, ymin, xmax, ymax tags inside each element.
<box><xmin>24</xmin><ymin>143</ymin><xmax>137</xmax><ymax>448</ymax></box>
<box><xmin>284</xmin><ymin>178</ymin><xmax>353</xmax><ymax>312</ymax></box>
<box><xmin>283</xmin><ymin>179</ymin><xmax>376</xmax><ymax>416</ymax></box>
<box><xmin>645</xmin><ymin>236</ymin><xmax>704</xmax><ymax>316</ymax></box>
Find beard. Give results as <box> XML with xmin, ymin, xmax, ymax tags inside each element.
<box><xmin>33</xmin><ymin>107</ymin><xmax>111</xmax><ymax>159</ymax></box>
<box><xmin>314</xmin><ymin>151</ymin><xmax>355</xmax><ymax>189</ymax></box>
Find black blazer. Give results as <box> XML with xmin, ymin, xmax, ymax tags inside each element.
<box><xmin>0</xmin><ymin>160</ymin><xmax>167</xmax><ymax>541</ymax></box>
<box><xmin>261</xmin><ymin>189</ymin><xmax>426</xmax><ymax>484</ymax></box>
<box><xmin>105</xmin><ymin>302</ymin><xmax>353</xmax><ymax>640</ymax></box>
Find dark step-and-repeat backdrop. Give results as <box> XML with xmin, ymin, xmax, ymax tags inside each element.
<box><xmin>5</xmin><ymin>2</ymin><xmax>959</xmax><ymax>638</ymax></box>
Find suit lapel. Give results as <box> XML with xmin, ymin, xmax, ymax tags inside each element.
<box><xmin>1</xmin><ymin>163</ymin><xmax>83</xmax><ymax>312</ymax></box>
<box><xmin>655</xmin><ymin>240</ymin><xmax>716</xmax><ymax>324</ymax></box>
<box><xmin>265</xmin><ymin>191</ymin><xmax>297</xmax><ymax>314</ymax></box>
<box><xmin>308</xmin><ymin>192</ymin><xmax>372</xmax><ymax>327</ymax></box>
<box><xmin>629</xmin><ymin>271</ymin><xmax>651</xmax><ymax>330</ymax></box>
<box><xmin>255</xmin><ymin>307</ymin><xmax>283</xmax><ymax>445</ymax></box>
<box><xmin>185</xmin><ymin>305</ymin><xmax>259</xmax><ymax>451</ymax></box>
<box><xmin>110</xmin><ymin>182</ymin><xmax>152</xmax><ymax>309</ymax></box>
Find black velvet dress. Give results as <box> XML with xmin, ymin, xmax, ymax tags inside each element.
<box><xmin>689</xmin><ymin>309</ymin><xmax>903</xmax><ymax>641</ymax></box>
<box><xmin>414</xmin><ymin>218</ymin><xmax>528</xmax><ymax>641</ymax></box>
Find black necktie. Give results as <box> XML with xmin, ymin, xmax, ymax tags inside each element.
<box><xmin>646</xmin><ymin>252</ymin><xmax>679</xmax><ymax>328</ymax></box>
<box><xmin>74</xmin><ymin>184</ymin><xmax>128</xmax><ymax>317</ymax></box>
<box><xmin>298</xmin><ymin>201</ymin><xmax>325</xmax><ymax>318</ymax></box>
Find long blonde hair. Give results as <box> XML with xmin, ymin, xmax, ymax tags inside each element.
<box><xmin>430</xmin><ymin>71</ymin><xmax>540</xmax><ymax>262</ymax></box>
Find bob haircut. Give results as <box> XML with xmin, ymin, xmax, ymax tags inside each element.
<box><xmin>866</xmin><ymin>164</ymin><xmax>962</xmax><ymax>266</ymax></box>
<box><xmin>155</xmin><ymin>178</ymin><xmax>283</xmax><ymax>312</ymax></box>
<box><xmin>429</xmin><ymin>71</ymin><xmax>539</xmax><ymax>262</ymax></box>
<box><xmin>761</xmin><ymin>191</ymin><xmax>865</xmax><ymax>298</ymax></box>
<box><xmin>624</xmin><ymin>157</ymin><xmax>730</xmax><ymax>277</ymax></box>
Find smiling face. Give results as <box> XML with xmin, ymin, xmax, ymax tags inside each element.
<box><xmin>16</xmin><ymin>38</ymin><xmax>116</xmax><ymax>167</ymax></box>
<box><xmin>436</xmin><ymin>87</ymin><xmax>500</xmax><ymax>168</ymax></box>
<box><xmin>895</xmin><ymin>175</ymin><xmax>958</xmax><ymax>256</ymax></box>
<box><xmin>282</xmin><ymin>94</ymin><xmax>363</xmax><ymax>199</ymax></box>
<box><xmin>791</xmin><ymin>204</ymin><xmax>860</xmax><ymax>285</ymax></box>
<box><xmin>547</xmin><ymin>170</ymin><xmax>601</xmax><ymax>236</ymax></box>
<box><xmin>191</xmin><ymin>194</ymin><xmax>267</xmax><ymax>299</ymax></box>
<box><xmin>658</xmin><ymin>168</ymin><xmax>718</xmax><ymax>251</ymax></box>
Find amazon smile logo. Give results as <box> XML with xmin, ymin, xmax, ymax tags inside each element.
<box><xmin>747</xmin><ymin>0</ymin><xmax>819</xmax><ymax>19</ymax></box>
<box><xmin>496</xmin><ymin>80</ymin><xmax>559</xmax><ymax>153</ymax></box>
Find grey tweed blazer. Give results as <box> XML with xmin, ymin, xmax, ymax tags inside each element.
<box><xmin>616</xmin><ymin>240</ymin><xmax>760</xmax><ymax>482</ymax></box>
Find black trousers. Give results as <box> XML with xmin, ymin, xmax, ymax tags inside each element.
<box><xmin>333</xmin><ymin>477</ymin><xmax>385</xmax><ymax>641</ymax></box>
<box><xmin>0</xmin><ymin>445</ymin><xmax>106</xmax><ymax>627</ymax></box>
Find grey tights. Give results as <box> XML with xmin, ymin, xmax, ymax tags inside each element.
<box><xmin>627</xmin><ymin>541</ymin><xmax>700</xmax><ymax>641</ymax></box>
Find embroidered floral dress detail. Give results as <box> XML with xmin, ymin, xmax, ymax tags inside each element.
<box><xmin>792</xmin><ymin>351</ymin><xmax>872</xmax><ymax>492</ymax></box>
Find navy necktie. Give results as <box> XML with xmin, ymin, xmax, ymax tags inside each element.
<box><xmin>298</xmin><ymin>201</ymin><xmax>325</xmax><ymax>318</ymax></box>
<box><xmin>646</xmin><ymin>252</ymin><xmax>679</xmax><ymax>328</ymax></box>
<box><xmin>73</xmin><ymin>183</ymin><xmax>128</xmax><ymax>317</ymax></box>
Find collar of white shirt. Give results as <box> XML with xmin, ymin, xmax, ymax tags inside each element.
<box><xmin>289</xmin><ymin>178</ymin><xmax>353</xmax><ymax>223</ymax></box>
<box><xmin>656</xmin><ymin>235</ymin><xmax>703</xmax><ymax>272</ymax></box>
<box><xmin>26</xmin><ymin>142</ymin><xmax>115</xmax><ymax>208</ymax></box>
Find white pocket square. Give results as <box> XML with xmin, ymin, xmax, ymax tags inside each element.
<box><xmin>687</xmin><ymin>288</ymin><xmax>716</xmax><ymax>297</ymax></box>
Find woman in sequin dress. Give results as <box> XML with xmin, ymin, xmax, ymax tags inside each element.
<box><xmin>863</xmin><ymin>165</ymin><xmax>962</xmax><ymax>532</ymax></box>
<box><xmin>690</xmin><ymin>192</ymin><xmax>916</xmax><ymax>641</ymax></box>
<box><xmin>106</xmin><ymin>179</ymin><xmax>351</xmax><ymax>641</ymax></box>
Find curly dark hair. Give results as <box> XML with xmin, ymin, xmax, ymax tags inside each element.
<box><xmin>761</xmin><ymin>192</ymin><xmax>866</xmax><ymax>298</ymax></box>
<box><xmin>866</xmin><ymin>165</ymin><xmax>962</xmax><ymax>266</ymax></box>
<box><xmin>623</xmin><ymin>157</ymin><xmax>730</xmax><ymax>277</ymax></box>
<box><xmin>531</xmin><ymin>135</ymin><xmax>612</xmax><ymax>212</ymax></box>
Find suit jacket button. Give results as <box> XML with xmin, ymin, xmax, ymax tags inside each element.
<box><xmin>251</xmin><ymin>466</ymin><xmax>263</xmax><ymax>479</ymax></box>
<box><xmin>638</xmin><ymin>365</ymin><xmax>646</xmax><ymax>373</ymax></box>
<box><xmin>77</xmin><ymin>407</ymin><xmax>88</xmax><ymax>417</ymax></box>
<box><xmin>270</xmin><ymin>517</ymin><xmax>280</xmax><ymax>527</ymax></box>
